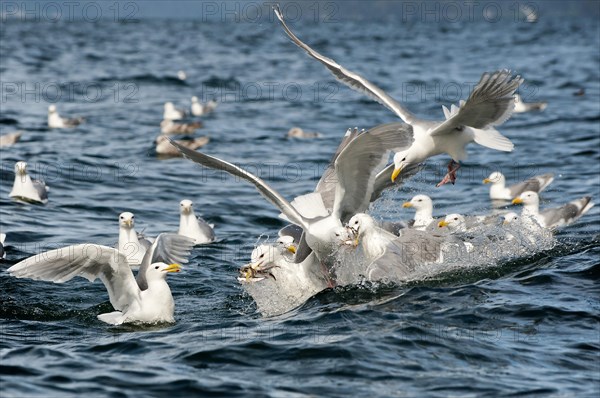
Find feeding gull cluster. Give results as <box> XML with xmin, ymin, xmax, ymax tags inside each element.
<box><xmin>2</xmin><ymin>5</ymin><xmax>595</xmax><ymax>322</ymax></box>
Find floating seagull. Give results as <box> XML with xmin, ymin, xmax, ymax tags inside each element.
<box><xmin>287</xmin><ymin>127</ymin><xmax>322</xmax><ymax>139</ymax></box>
<box><xmin>169</xmin><ymin>123</ymin><xmax>413</xmax><ymax>266</ymax></box>
<box><xmin>0</xmin><ymin>233</ymin><xmax>6</xmax><ymax>259</ymax></box>
<box><xmin>178</xmin><ymin>199</ymin><xmax>215</xmax><ymax>245</ymax></box>
<box><xmin>177</xmin><ymin>70</ymin><xmax>187</xmax><ymax>81</ymax></box>
<box><xmin>160</xmin><ymin>119</ymin><xmax>203</xmax><ymax>135</ymax></box>
<box><xmin>163</xmin><ymin>102</ymin><xmax>186</xmax><ymax>120</ymax></box>
<box><xmin>437</xmin><ymin>214</ymin><xmax>469</xmax><ymax>233</ymax></box>
<box><xmin>191</xmin><ymin>96</ymin><xmax>217</xmax><ymax>116</ymax></box>
<box><xmin>0</xmin><ymin>131</ymin><xmax>22</xmax><ymax>148</ymax></box>
<box><xmin>8</xmin><ymin>233</ymin><xmax>194</xmax><ymax>325</ymax></box>
<box><xmin>402</xmin><ymin>194</ymin><xmax>435</xmax><ymax>230</ymax></box>
<box><xmin>47</xmin><ymin>105</ymin><xmax>84</xmax><ymax>128</ymax></box>
<box><xmin>274</xmin><ymin>6</ymin><xmax>522</xmax><ymax>187</ymax></box>
<box><xmin>483</xmin><ymin>171</ymin><xmax>554</xmax><ymax>200</ymax></box>
<box><xmin>512</xmin><ymin>191</ymin><xmax>594</xmax><ymax>229</ymax></box>
<box><xmin>514</xmin><ymin>94</ymin><xmax>547</xmax><ymax>113</ymax></box>
<box><xmin>118</xmin><ymin>212</ymin><xmax>148</xmax><ymax>266</ymax></box>
<box><xmin>9</xmin><ymin>161</ymin><xmax>49</xmax><ymax>204</ymax></box>
<box><xmin>155</xmin><ymin>135</ymin><xmax>209</xmax><ymax>156</ymax></box>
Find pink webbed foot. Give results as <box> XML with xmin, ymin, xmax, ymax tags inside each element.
<box><xmin>436</xmin><ymin>160</ymin><xmax>461</xmax><ymax>187</ymax></box>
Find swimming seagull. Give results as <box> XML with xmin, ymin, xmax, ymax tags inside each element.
<box><xmin>163</xmin><ymin>102</ymin><xmax>186</xmax><ymax>120</ymax></box>
<box><xmin>155</xmin><ymin>135</ymin><xmax>209</xmax><ymax>156</ymax></box>
<box><xmin>191</xmin><ymin>96</ymin><xmax>217</xmax><ymax>116</ymax></box>
<box><xmin>273</xmin><ymin>6</ymin><xmax>522</xmax><ymax>187</ymax></box>
<box><xmin>0</xmin><ymin>131</ymin><xmax>22</xmax><ymax>148</ymax></box>
<box><xmin>9</xmin><ymin>161</ymin><xmax>49</xmax><ymax>204</ymax></box>
<box><xmin>513</xmin><ymin>94</ymin><xmax>547</xmax><ymax>113</ymax></box>
<box><xmin>177</xmin><ymin>70</ymin><xmax>187</xmax><ymax>81</ymax></box>
<box><xmin>512</xmin><ymin>191</ymin><xmax>594</xmax><ymax>229</ymax></box>
<box><xmin>483</xmin><ymin>171</ymin><xmax>554</xmax><ymax>200</ymax></box>
<box><xmin>8</xmin><ymin>233</ymin><xmax>194</xmax><ymax>325</ymax></box>
<box><xmin>169</xmin><ymin>123</ymin><xmax>414</xmax><ymax>265</ymax></box>
<box><xmin>178</xmin><ymin>199</ymin><xmax>216</xmax><ymax>244</ymax></box>
<box><xmin>160</xmin><ymin>119</ymin><xmax>203</xmax><ymax>135</ymax></box>
<box><xmin>47</xmin><ymin>105</ymin><xmax>84</xmax><ymax>128</ymax></box>
<box><xmin>287</xmin><ymin>127</ymin><xmax>322</xmax><ymax>139</ymax></box>
<box><xmin>118</xmin><ymin>212</ymin><xmax>148</xmax><ymax>266</ymax></box>
<box><xmin>402</xmin><ymin>194</ymin><xmax>435</xmax><ymax>230</ymax></box>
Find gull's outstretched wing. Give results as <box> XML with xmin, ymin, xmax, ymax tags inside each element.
<box><xmin>371</xmin><ymin>162</ymin><xmax>423</xmax><ymax>203</ymax></box>
<box><xmin>333</xmin><ymin>123</ymin><xmax>414</xmax><ymax>222</ymax></box>
<box><xmin>273</xmin><ymin>5</ymin><xmax>418</xmax><ymax>125</ymax></box>
<box><xmin>136</xmin><ymin>233</ymin><xmax>195</xmax><ymax>290</ymax></box>
<box><xmin>315</xmin><ymin>127</ymin><xmax>361</xmax><ymax>211</ymax></box>
<box><xmin>508</xmin><ymin>173</ymin><xmax>554</xmax><ymax>199</ymax></box>
<box><xmin>169</xmin><ymin>139</ymin><xmax>309</xmax><ymax>230</ymax></box>
<box><xmin>8</xmin><ymin>244</ymin><xmax>140</xmax><ymax>311</ymax></box>
<box><xmin>428</xmin><ymin>70</ymin><xmax>523</xmax><ymax>136</ymax></box>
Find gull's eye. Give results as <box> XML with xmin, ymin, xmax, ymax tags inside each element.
<box><xmin>417</xmin><ymin>199</ymin><xmax>422</xmax><ymax>202</ymax></box>
<box><xmin>180</xmin><ymin>203</ymin><xmax>184</xmax><ymax>206</ymax></box>
<box><xmin>120</xmin><ymin>216</ymin><xmax>124</xmax><ymax>219</ymax></box>
<box><xmin>454</xmin><ymin>217</ymin><xmax>458</xmax><ymax>221</ymax></box>
<box><xmin>259</xmin><ymin>253</ymin><xmax>264</xmax><ymax>259</ymax></box>
<box><xmin>335</xmin><ymin>233</ymin><xmax>340</xmax><ymax>237</ymax></box>
<box><xmin>154</xmin><ymin>266</ymin><xmax>159</xmax><ymax>269</ymax></box>
<box><xmin>354</xmin><ymin>221</ymin><xmax>359</xmax><ymax>225</ymax></box>
<box><xmin>402</xmin><ymin>157</ymin><xmax>406</xmax><ymax>161</ymax></box>
<box><xmin>131</xmin><ymin>216</ymin><xmax>134</xmax><ymax>219</ymax></box>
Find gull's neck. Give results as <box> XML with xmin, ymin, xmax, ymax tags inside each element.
<box><xmin>119</xmin><ymin>226</ymin><xmax>140</xmax><ymax>249</ymax></box>
<box><xmin>179</xmin><ymin>210</ymin><xmax>202</xmax><ymax>234</ymax></box>
<box><xmin>414</xmin><ymin>206</ymin><xmax>434</xmax><ymax>227</ymax></box>
<box><xmin>10</xmin><ymin>172</ymin><xmax>38</xmax><ymax>200</ymax></box>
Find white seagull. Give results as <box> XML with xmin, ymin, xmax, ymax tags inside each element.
<box><xmin>163</xmin><ymin>102</ymin><xmax>186</xmax><ymax>120</ymax></box>
<box><xmin>402</xmin><ymin>194</ymin><xmax>435</xmax><ymax>230</ymax></box>
<box><xmin>118</xmin><ymin>212</ymin><xmax>148</xmax><ymax>266</ymax></box>
<box><xmin>191</xmin><ymin>96</ymin><xmax>217</xmax><ymax>116</ymax></box>
<box><xmin>8</xmin><ymin>233</ymin><xmax>194</xmax><ymax>325</ymax></box>
<box><xmin>48</xmin><ymin>105</ymin><xmax>84</xmax><ymax>128</ymax></box>
<box><xmin>9</xmin><ymin>161</ymin><xmax>49</xmax><ymax>204</ymax></box>
<box><xmin>274</xmin><ymin>6</ymin><xmax>523</xmax><ymax>187</ymax></box>
<box><xmin>512</xmin><ymin>191</ymin><xmax>594</xmax><ymax>229</ymax></box>
<box><xmin>483</xmin><ymin>171</ymin><xmax>554</xmax><ymax>200</ymax></box>
<box><xmin>178</xmin><ymin>199</ymin><xmax>216</xmax><ymax>245</ymax></box>
<box><xmin>514</xmin><ymin>94</ymin><xmax>547</xmax><ymax>113</ymax></box>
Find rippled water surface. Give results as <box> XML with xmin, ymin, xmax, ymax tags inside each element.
<box><xmin>1</xmin><ymin>5</ymin><xmax>599</xmax><ymax>397</ymax></box>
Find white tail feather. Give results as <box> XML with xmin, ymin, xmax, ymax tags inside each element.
<box><xmin>290</xmin><ymin>192</ymin><xmax>329</xmax><ymax>218</ymax></box>
<box><xmin>472</xmin><ymin>127</ymin><xmax>514</xmax><ymax>152</ymax></box>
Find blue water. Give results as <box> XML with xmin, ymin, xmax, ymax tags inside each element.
<box><xmin>1</xmin><ymin>7</ymin><xmax>599</xmax><ymax>397</ymax></box>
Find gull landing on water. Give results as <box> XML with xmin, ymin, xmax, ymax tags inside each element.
<box><xmin>9</xmin><ymin>161</ymin><xmax>49</xmax><ymax>204</ymax></box>
<box><xmin>48</xmin><ymin>105</ymin><xmax>84</xmax><ymax>128</ymax></box>
<box><xmin>273</xmin><ymin>6</ymin><xmax>522</xmax><ymax>187</ymax></box>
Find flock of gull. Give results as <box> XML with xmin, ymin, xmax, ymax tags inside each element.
<box><xmin>3</xmin><ymin>6</ymin><xmax>595</xmax><ymax>322</ymax></box>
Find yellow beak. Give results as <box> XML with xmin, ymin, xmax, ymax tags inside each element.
<box><xmin>402</xmin><ymin>202</ymin><xmax>412</xmax><ymax>208</ymax></box>
<box><xmin>125</xmin><ymin>220</ymin><xmax>133</xmax><ymax>227</ymax></box>
<box><xmin>287</xmin><ymin>245</ymin><xmax>297</xmax><ymax>254</ymax></box>
<box><xmin>512</xmin><ymin>197</ymin><xmax>523</xmax><ymax>205</ymax></box>
<box><xmin>391</xmin><ymin>166</ymin><xmax>402</xmax><ymax>182</ymax></box>
<box><xmin>438</xmin><ymin>220</ymin><xmax>449</xmax><ymax>228</ymax></box>
<box><xmin>483</xmin><ymin>178</ymin><xmax>491</xmax><ymax>184</ymax></box>
<box><xmin>502</xmin><ymin>220</ymin><xmax>509</xmax><ymax>225</ymax></box>
<box><xmin>164</xmin><ymin>263</ymin><xmax>181</xmax><ymax>273</ymax></box>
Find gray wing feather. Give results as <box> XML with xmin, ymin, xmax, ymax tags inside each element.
<box><xmin>541</xmin><ymin>196</ymin><xmax>593</xmax><ymax>229</ymax></box>
<box><xmin>274</xmin><ymin>5</ymin><xmax>417</xmax><ymax>125</ymax></box>
<box><xmin>136</xmin><ymin>233</ymin><xmax>195</xmax><ymax>290</ymax></box>
<box><xmin>197</xmin><ymin>216</ymin><xmax>216</xmax><ymax>241</ymax></box>
<box><xmin>371</xmin><ymin>162</ymin><xmax>422</xmax><ymax>203</ymax></box>
<box><xmin>33</xmin><ymin>180</ymin><xmax>48</xmax><ymax>201</ymax></box>
<box><xmin>278</xmin><ymin>224</ymin><xmax>304</xmax><ymax>244</ymax></box>
<box><xmin>7</xmin><ymin>244</ymin><xmax>139</xmax><ymax>311</ymax></box>
<box><xmin>169</xmin><ymin>139</ymin><xmax>308</xmax><ymax>229</ymax></box>
<box><xmin>508</xmin><ymin>173</ymin><xmax>554</xmax><ymax>198</ymax></box>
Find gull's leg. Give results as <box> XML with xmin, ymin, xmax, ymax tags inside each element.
<box><xmin>436</xmin><ymin>160</ymin><xmax>461</xmax><ymax>187</ymax></box>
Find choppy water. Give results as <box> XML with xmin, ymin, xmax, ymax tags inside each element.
<box><xmin>1</xmin><ymin>6</ymin><xmax>599</xmax><ymax>397</ymax></box>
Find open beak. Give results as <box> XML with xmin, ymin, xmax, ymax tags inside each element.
<box><xmin>438</xmin><ymin>220</ymin><xmax>449</xmax><ymax>228</ymax></box>
<box><xmin>391</xmin><ymin>166</ymin><xmax>402</xmax><ymax>182</ymax></box>
<box><xmin>402</xmin><ymin>202</ymin><xmax>412</xmax><ymax>208</ymax></box>
<box><xmin>164</xmin><ymin>263</ymin><xmax>181</xmax><ymax>273</ymax></box>
<box><xmin>512</xmin><ymin>197</ymin><xmax>523</xmax><ymax>205</ymax></box>
<box><xmin>483</xmin><ymin>178</ymin><xmax>491</xmax><ymax>184</ymax></box>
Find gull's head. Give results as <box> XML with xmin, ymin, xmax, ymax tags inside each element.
<box><xmin>391</xmin><ymin>150</ymin><xmax>414</xmax><ymax>182</ymax></box>
<box><xmin>164</xmin><ymin>102</ymin><xmax>175</xmax><ymax>111</ymax></box>
<box><xmin>438</xmin><ymin>213</ymin><xmax>466</xmax><ymax>232</ymax></box>
<box><xmin>276</xmin><ymin>235</ymin><xmax>297</xmax><ymax>260</ymax></box>
<box><xmin>14</xmin><ymin>161</ymin><xmax>28</xmax><ymax>175</ymax></box>
<box><xmin>346</xmin><ymin>213</ymin><xmax>375</xmax><ymax>246</ymax></box>
<box><xmin>119</xmin><ymin>212</ymin><xmax>135</xmax><ymax>228</ymax></box>
<box><xmin>512</xmin><ymin>191</ymin><xmax>539</xmax><ymax>206</ymax></box>
<box><xmin>332</xmin><ymin>226</ymin><xmax>352</xmax><ymax>247</ymax></box>
<box><xmin>191</xmin><ymin>96</ymin><xmax>199</xmax><ymax>103</ymax></box>
<box><xmin>147</xmin><ymin>262</ymin><xmax>181</xmax><ymax>281</ymax></box>
<box><xmin>483</xmin><ymin>171</ymin><xmax>505</xmax><ymax>185</ymax></box>
<box><xmin>503</xmin><ymin>212</ymin><xmax>520</xmax><ymax>225</ymax></box>
<box><xmin>240</xmin><ymin>245</ymin><xmax>280</xmax><ymax>281</ymax></box>
<box><xmin>48</xmin><ymin>104</ymin><xmax>57</xmax><ymax>113</ymax></box>
<box><xmin>177</xmin><ymin>70</ymin><xmax>186</xmax><ymax>80</ymax></box>
<box><xmin>180</xmin><ymin>199</ymin><xmax>194</xmax><ymax>215</ymax></box>
<box><xmin>403</xmin><ymin>194</ymin><xmax>432</xmax><ymax>211</ymax></box>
